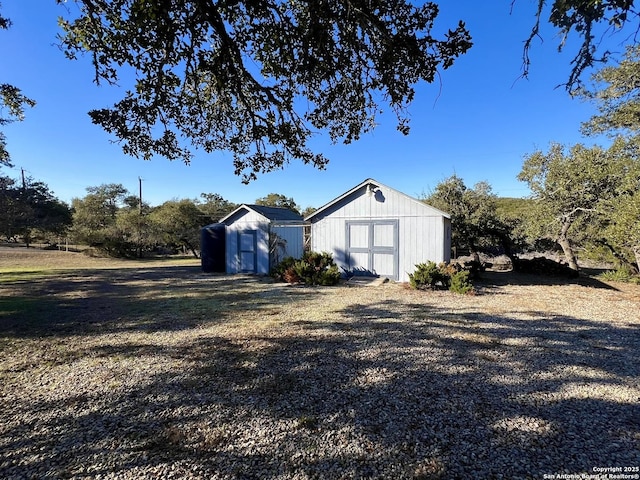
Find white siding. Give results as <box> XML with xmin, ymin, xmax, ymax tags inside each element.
<box><xmin>225</xmin><ymin>219</ymin><xmax>270</xmax><ymax>274</ymax></box>
<box><xmin>310</xmin><ymin>183</ymin><xmax>450</xmax><ymax>282</ymax></box>
<box><xmin>224</xmin><ymin>207</ymin><xmax>271</xmax><ymax>274</ymax></box>
<box><xmin>224</xmin><ymin>207</ymin><xmax>304</xmax><ymax>274</ymax></box>
<box><xmin>271</xmin><ymin>224</ymin><xmax>304</xmax><ymax>263</ymax></box>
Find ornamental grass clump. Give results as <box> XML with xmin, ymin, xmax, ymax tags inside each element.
<box><xmin>599</xmin><ymin>267</ymin><xmax>640</xmax><ymax>284</ymax></box>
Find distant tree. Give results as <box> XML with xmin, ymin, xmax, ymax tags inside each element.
<box><xmin>198</xmin><ymin>193</ymin><xmax>237</xmax><ymax>222</ymax></box>
<box><xmin>300</xmin><ymin>206</ymin><xmax>317</xmax><ymax>218</ymax></box>
<box><xmin>0</xmin><ymin>174</ymin><xmax>21</xmax><ymax>240</ymax></box>
<box><xmin>425</xmin><ymin>175</ymin><xmax>508</xmax><ymax>262</ymax></box>
<box><xmin>71</xmin><ymin>183</ymin><xmax>129</xmax><ymax>253</ymax></box>
<box><xmin>115</xmin><ymin>195</ymin><xmax>154</xmax><ymax>257</ymax></box>
<box><xmin>20</xmin><ymin>179</ymin><xmax>72</xmax><ymax>245</ymax></box>
<box><xmin>494</xmin><ymin>197</ymin><xmax>532</xmax><ymax>221</ymax></box>
<box><xmin>0</xmin><ymin>174</ymin><xmax>71</xmax><ymax>245</ymax></box>
<box><xmin>149</xmin><ymin>199</ymin><xmax>204</xmax><ymax>257</ymax></box>
<box><xmin>255</xmin><ymin>193</ymin><xmax>300</xmax><ymax>214</ymax></box>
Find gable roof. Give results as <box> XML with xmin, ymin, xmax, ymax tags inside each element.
<box><xmin>305</xmin><ymin>178</ymin><xmax>450</xmax><ymax>221</ymax></box>
<box><xmin>220</xmin><ymin>204</ymin><xmax>304</xmax><ymax>224</ymax></box>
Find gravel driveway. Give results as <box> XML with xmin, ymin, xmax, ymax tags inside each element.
<box><xmin>1</xmin><ymin>263</ymin><xmax>639</xmax><ymax>479</ymax></box>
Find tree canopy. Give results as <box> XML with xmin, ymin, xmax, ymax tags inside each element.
<box><xmin>424</xmin><ymin>175</ymin><xmax>506</xmax><ymax>262</ymax></box>
<box><xmin>0</xmin><ymin>174</ymin><xmax>72</xmax><ymax>244</ymax></box>
<box><xmin>525</xmin><ymin>0</ymin><xmax>638</xmax><ymax>90</ymax></box>
<box><xmin>517</xmin><ymin>140</ymin><xmax>637</xmax><ymax>271</ymax></box>
<box><xmin>56</xmin><ymin>0</ymin><xmax>472</xmax><ymax>182</ymax></box>
<box><xmin>580</xmin><ymin>45</ymin><xmax>640</xmax><ymax>136</ymax></box>
<box><xmin>3</xmin><ymin>1</ymin><xmax>639</xmax><ymax>180</ymax></box>
<box><xmin>255</xmin><ymin>193</ymin><xmax>300</xmax><ymax>213</ymax></box>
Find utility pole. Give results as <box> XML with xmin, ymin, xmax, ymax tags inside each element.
<box><xmin>138</xmin><ymin>177</ymin><xmax>143</xmax><ymax>258</ymax></box>
<box><xmin>139</xmin><ymin>177</ymin><xmax>143</xmax><ymax>214</ymax></box>
<box><xmin>21</xmin><ymin>168</ymin><xmax>26</xmax><ymax>190</ymax></box>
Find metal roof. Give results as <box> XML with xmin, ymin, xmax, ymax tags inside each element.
<box><xmin>246</xmin><ymin>204</ymin><xmax>304</xmax><ymax>221</ymax></box>
<box><xmin>219</xmin><ymin>204</ymin><xmax>304</xmax><ymax>223</ymax></box>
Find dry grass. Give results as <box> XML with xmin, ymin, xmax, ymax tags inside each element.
<box><xmin>0</xmin><ymin>245</ymin><xmax>199</xmax><ymax>271</ymax></box>
<box><xmin>1</xmin><ymin>246</ymin><xmax>639</xmax><ymax>479</ymax></box>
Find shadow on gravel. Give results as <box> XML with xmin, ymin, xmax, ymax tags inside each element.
<box><xmin>1</xmin><ymin>269</ymin><xmax>638</xmax><ymax>479</ymax></box>
<box><xmin>477</xmin><ymin>269</ymin><xmax>619</xmax><ymax>291</ymax></box>
<box><xmin>0</xmin><ymin>266</ymin><xmax>314</xmax><ymax>338</ymax></box>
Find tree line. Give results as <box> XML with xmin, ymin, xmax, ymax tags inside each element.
<box><xmin>424</xmin><ymin>45</ymin><xmax>640</xmax><ymax>277</ymax></box>
<box><xmin>1</xmin><ymin>2</ymin><xmax>638</xmax><ymax>275</ymax></box>
<box><xmin>0</xmin><ymin>178</ymin><xmax>312</xmax><ymax>258</ymax></box>
<box><xmin>2</xmin><ymin>42</ymin><xmax>640</xmax><ymax>274</ymax></box>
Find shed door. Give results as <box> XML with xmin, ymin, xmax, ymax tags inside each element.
<box><xmin>238</xmin><ymin>231</ymin><xmax>258</xmax><ymax>273</ymax></box>
<box><xmin>346</xmin><ymin>220</ymin><xmax>398</xmax><ymax>280</ymax></box>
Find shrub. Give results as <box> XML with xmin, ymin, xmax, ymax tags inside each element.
<box><xmin>409</xmin><ymin>261</ymin><xmax>475</xmax><ymax>294</ymax></box>
<box><xmin>273</xmin><ymin>251</ymin><xmax>341</xmax><ymax>286</ymax></box>
<box><xmin>449</xmin><ymin>271</ymin><xmax>474</xmax><ymax>294</ymax></box>
<box><xmin>271</xmin><ymin>256</ymin><xmax>297</xmax><ymax>281</ymax></box>
<box><xmin>409</xmin><ymin>261</ymin><xmax>448</xmax><ymax>290</ymax></box>
<box><xmin>599</xmin><ymin>268</ymin><xmax>640</xmax><ymax>284</ymax></box>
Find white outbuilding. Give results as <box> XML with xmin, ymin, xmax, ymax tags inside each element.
<box><xmin>305</xmin><ymin>178</ymin><xmax>451</xmax><ymax>282</ymax></box>
<box><xmin>219</xmin><ymin>204</ymin><xmax>305</xmax><ymax>275</ymax></box>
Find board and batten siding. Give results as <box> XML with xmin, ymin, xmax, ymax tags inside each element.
<box><xmin>224</xmin><ymin>208</ymin><xmax>270</xmax><ymax>274</ymax></box>
<box><xmin>309</xmin><ymin>181</ymin><xmax>451</xmax><ymax>282</ymax></box>
<box><xmin>223</xmin><ymin>206</ymin><xmax>305</xmax><ymax>274</ymax></box>
<box><xmin>270</xmin><ymin>224</ymin><xmax>305</xmax><ymax>263</ymax></box>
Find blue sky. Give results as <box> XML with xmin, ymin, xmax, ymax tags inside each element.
<box><xmin>1</xmin><ymin>1</ymin><xmax>620</xmax><ymax>210</ymax></box>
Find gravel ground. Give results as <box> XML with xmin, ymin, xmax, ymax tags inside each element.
<box><xmin>1</xmin><ymin>260</ymin><xmax>639</xmax><ymax>479</ymax></box>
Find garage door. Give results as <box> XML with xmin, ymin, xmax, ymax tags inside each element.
<box><xmin>346</xmin><ymin>220</ymin><xmax>398</xmax><ymax>280</ymax></box>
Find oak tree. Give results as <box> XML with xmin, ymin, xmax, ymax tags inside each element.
<box><xmin>199</xmin><ymin>193</ymin><xmax>237</xmax><ymax>222</ymax></box>
<box><xmin>424</xmin><ymin>175</ymin><xmax>506</xmax><ymax>263</ymax></box>
<box><xmin>56</xmin><ymin>0</ymin><xmax>473</xmax><ymax>180</ymax></box>
<box><xmin>149</xmin><ymin>199</ymin><xmax>204</xmax><ymax>257</ymax></box>
<box><xmin>517</xmin><ymin>142</ymin><xmax>630</xmax><ymax>272</ymax></box>
<box><xmin>255</xmin><ymin>192</ymin><xmax>300</xmax><ymax>213</ymax></box>
<box><xmin>524</xmin><ymin>0</ymin><xmax>638</xmax><ymax>90</ymax></box>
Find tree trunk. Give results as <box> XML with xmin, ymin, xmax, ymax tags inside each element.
<box><xmin>496</xmin><ymin>230</ymin><xmax>519</xmax><ymax>267</ymax></box>
<box><xmin>558</xmin><ymin>219</ymin><xmax>579</xmax><ymax>271</ymax></box>
<box><xmin>181</xmin><ymin>239</ymin><xmax>199</xmax><ymax>258</ymax></box>
<box><xmin>634</xmin><ymin>246</ymin><xmax>640</xmax><ymax>275</ymax></box>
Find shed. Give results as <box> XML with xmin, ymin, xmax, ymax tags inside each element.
<box><xmin>220</xmin><ymin>204</ymin><xmax>305</xmax><ymax>274</ymax></box>
<box><xmin>305</xmin><ymin>178</ymin><xmax>451</xmax><ymax>282</ymax></box>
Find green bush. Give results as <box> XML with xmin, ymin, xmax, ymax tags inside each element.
<box><xmin>271</xmin><ymin>256</ymin><xmax>297</xmax><ymax>281</ymax></box>
<box><xmin>599</xmin><ymin>268</ymin><xmax>640</xmax><ymax>284</ymax></box>
<box><xmin>272</xmin><ymin>251</ymin><xmax>341</xmax><ymax>286</ymax></box>
<box><xmin>409</xmin><ymin>261</ymin><xmax>448</xmax><ymax>290</ymax></box>
<box><xmin>409</xmin><ymin>261</ymin><xmax>475</xmax><ymax>294</ymax></box>
<box><xmin>449</xmin><ymin>270</ymin><xmax>474</xmax><ymax>294</ymax></box>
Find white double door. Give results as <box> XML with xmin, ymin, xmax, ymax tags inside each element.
<box><xmin>346</xmin><ymin>220</ymin><xmax>398</xmax><ymax>280</ymax></box>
